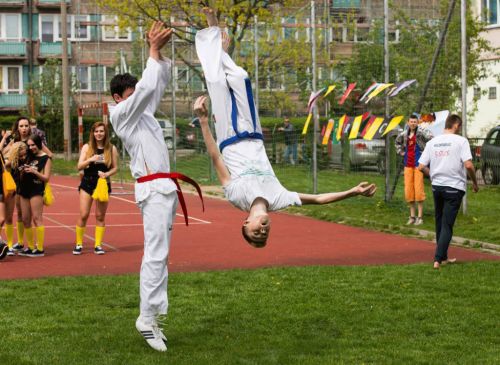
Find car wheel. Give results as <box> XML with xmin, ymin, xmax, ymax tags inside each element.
<box><xmin>482</xmin><ymin>165</ymin><xmax>499</xmax><ymax>185</ymax></box>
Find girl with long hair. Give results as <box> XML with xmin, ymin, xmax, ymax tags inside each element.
<box><xmin>17</xmin><ymin>134</ymin><xmax>51</xmax><ymax>257</ymax></box>
<box><xmin>73</xmin><ymin>122</ymin><xmax>118</xmax><ymax>255</ymax></box>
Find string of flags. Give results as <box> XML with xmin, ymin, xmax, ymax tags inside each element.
<box><xmin>302</xmin><ymin>79</ymin><xmax>417</xmax><ymax>137</ymax></box>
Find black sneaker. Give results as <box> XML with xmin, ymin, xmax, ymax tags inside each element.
<box><xmin>12</xmin><ymin>243</ymin><xmax>24</xmax><ymax>252</ymax></box>
<box><xmin>6</xmin><ymin>248</ymin><xmax>15</xmax><ymax>256</ymax></box>
<box><xmin>72</xmin><ymin>245</ymin><xmax>82</xmax><ymax>255</ymax></box>
<box><xmin>0</xmin><ymin>243</ymin><xmax>8</xmax><ymax>260</ymax></box>
<box><xmin>18</xmin><ymin>248</ymin><xmax>33</xmax><ymax>257</ymax></box>
<box><xmin>28</xmin><ymin>249</ymin><xmax>45</xmax><ymax>257</ymax></box>
<box><xmin>94</xmin><ymin>246</ymin><xmax>106</xmax><ymax>255</ymax></box>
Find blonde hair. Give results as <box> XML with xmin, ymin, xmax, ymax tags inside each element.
<box><xmin>85</xmin><ymin>122</ymin><xmax>113</xmax><ymax>168</ymax></box>
<box><xmin>8</xmin><ymin>142</ymin><xmax>27</xmax><ymax>169</ymax></box>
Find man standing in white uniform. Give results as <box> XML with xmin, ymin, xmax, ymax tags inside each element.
<box><xmin>418</xmin><ymin>114</ymin><xmax>479</xmax><ymax>269</ymax></box>
<box><xmin>109</xmin><ymin>22</ymin><xmax>176</xmax><ymax>352</ymax></box>
<box><xmin>194</xmin><ymin>8</ymin><xmax>377</xmax><ymax>248</ymax></box>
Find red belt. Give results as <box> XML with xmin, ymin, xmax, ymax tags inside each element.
<box><xmin>137</xmin><ymin>172</ymin><xmax>204</xmax><ymax>226</ymax></box>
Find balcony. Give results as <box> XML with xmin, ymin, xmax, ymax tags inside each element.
<box><xmin>0</xmin><ymin>42</ymin><xmax>26</xmax><ymax>59</ymax></box>
<box><xmin>0</xmin><ymin>94</ymin><xmax>27</xmax><ymax>109</ymax></box>
<box><xmin>0</xmin><ymin>0</ymin><xmax>25</xmax><ymax>8</ymax></box>
<box><xmin>37</xmin><ymin>41</ymin><xmax>72</xmax><ymax>59</ymax></box>
<box><xmin>36</xmin><ymin>0</ymin><xmax>70</xmax><ymax>9</ymax></box>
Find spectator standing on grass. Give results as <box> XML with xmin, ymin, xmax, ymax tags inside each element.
<box><xmin>278</xmin><ymin>117</ymin><xmax>298</xmax><ymax>165</ymax></box>
<box><xmin>395</xmin><ymin>114</ymin><xmax>433</xmax><ymax>226</ymax></box>
<box><xmin>417</xmin><ymin>114</ymin><xmax>478</xmax><ymax>269</ymax></box>
<box><xmin>73</xmin><ymin>122</ymin><xmax>118</xmax><ymax>256</ymax></box>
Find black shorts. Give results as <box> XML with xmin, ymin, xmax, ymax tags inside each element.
<box><xmin>78</xmin><ymin>175</ymin><xmax>112</xmax><ymax>196</ymax></box>
<box><xmin>19</xmin><ymin>183</ymin><xmax>45</xmax><ymax>199</ymax></box>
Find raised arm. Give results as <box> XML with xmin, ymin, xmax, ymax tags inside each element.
<box><xmin>193</xmin><ymin>96</ymin><xmax>231</xmax><ymax>186</ymax></box>
<box><xmin>298</xmin><ymin>182</ymin><xmax>377</xmax><ymax>205</ymax></box>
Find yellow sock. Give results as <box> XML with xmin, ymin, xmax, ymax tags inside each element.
<box><xmin>25</xmin><ymin>227</ymin><xmax>34</xmax><ymax>250</ymax></box>
<box><xmin>95</xmin><ymin>226</ymin><xmax>105</xmax><ymax>248</ymax></box>
<box><xmin>16</xmin><ymin>222</ymin><xmax>24</xmax><ymax>245</ymax></box>
<box><xmin>36</xmin><ymin>226</ymin><xmax>45</xmax><ymax>251</ymax></box>
<box><xmin>5</xmin><ymin>224</ymin><xmax>14</xmax><ymax>248</ymax></box>
<box><xmin>76</xmin><ymin>226</ymin><xmax>85</xmax><ymax>246</ymax></box>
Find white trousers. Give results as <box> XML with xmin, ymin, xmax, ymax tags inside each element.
<box><xmin>138</xmin><ymin>190</ymin><xmax>178</xmax><ymax>317</ymax></box>
<box><xmin>195</xmin><ymin>26</ymin><xmax>262</xmax><ymax>144</ymax></box>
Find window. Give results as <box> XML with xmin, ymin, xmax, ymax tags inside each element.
<box><xmin>0</xmin><ymin>66</ymin><xmax>22</xmax><ymax>93</ymax></box>
<box><xmin>101</xmin><ymin>15</ymin><xmax>131</xmax><ymax>41</ymax></box>
<box><xmin>175</xmin><ymin>66</ymin><xmax>189</xmax><ymax>91</ymax></box>
<box><xmin>483</xmin><ymin>0</ymin><xmax>499</xmax><ymax>25</ymax></box>
<box><xmin>487</xmin><ymin>130</ymin><xmax>498</xmax><ymax>144</ymax></box>
<box><xmin>283</xmin><ymin>17</ymin><xmax>297</xmax><ymax>40</ymax></box>
<box><xmin>40</xmin><ymin>14</ymin><xmax>90</xmax><ymax>42</ymax></box>
<box><xmin>0</xmin><ymin>14</ymin><xmax>21</xmax><ymax>41</ymax></box>
<box><xmin>474</xmin><ymin>87</ymin><xmax>481</xmax><ymax>99</ymax></box>
<box><xmin>488</xmin><ymin>86</ymin><xmax>497</xmax><ymax>99</ymax></box>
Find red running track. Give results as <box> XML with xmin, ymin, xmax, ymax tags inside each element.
<box><xmin>0</xmin><ymin>175</ymin><xmax>498</xmax><ymax>279</ymax></box>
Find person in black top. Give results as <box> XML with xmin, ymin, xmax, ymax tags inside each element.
<box><xmin>17</xmin><ymin>134</ymin><xmax>51</xmax><ymax>257</ymax></box>
<box><xmin>73</xmin><ymin>122</ymin><xmax>118</xmax><ymax>255</ymax></box>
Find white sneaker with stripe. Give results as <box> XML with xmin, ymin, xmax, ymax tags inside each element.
<box><xmin>135</xmin><ymin>316</ymin><xmax>167</xmax><ymax>352</ymax></box>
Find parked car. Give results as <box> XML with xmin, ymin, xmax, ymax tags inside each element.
<box><xmin>157</xmin><ymin>119</ymin><xmax>179</xmax><ymax>149</ymax></box>
<box><xmin>331</xmin><ymin>138</ymin><xmax>385</xmax><ymax>172</ymax></box>
<box><xmin>480</xmin><ymin>125</ymin><xmax>500</xmax><ymax>185</ymax></box>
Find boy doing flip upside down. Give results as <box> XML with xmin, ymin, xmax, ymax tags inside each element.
<box><xmin>194</xmin><ymin>8</ymin><xmax>377</xmax><ymax>248</ymax></box>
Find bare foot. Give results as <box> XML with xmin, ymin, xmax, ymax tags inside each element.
<box><xmin>221</xmin><ymin>31</ymin><xmax>231</xmax><ymax>52</ymax></box>
<box><xmin>202</xmin><ymin>7</ymin><xmax>218</xmax><ymax>27</ymax></box>
<box><xmin>433</xmin><ymin>261</ymin><xmax>440</xmax><ymax>269</ymax></box>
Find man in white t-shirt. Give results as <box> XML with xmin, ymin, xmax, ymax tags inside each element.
<box><xmin>418</xmin><ymin>114</ymin><xmax>478</xmax><ymax>269</ymax></box>
<box><xmin>193</xmin><ymin>8</ymin><xmax>376</xmax><ymax>248</ymax></box>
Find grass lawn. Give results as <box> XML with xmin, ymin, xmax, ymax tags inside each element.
<box><xmin>1</xmin><ymin>263</ymin><xmax>499</xmax><ymax>364</ymax></box>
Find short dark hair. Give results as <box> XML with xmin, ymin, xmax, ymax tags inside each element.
<box><xmin>110</xmin><ymin>73</ymin><xmax>138</xmax><ymax>98</ymax></box>
<box><xmin>445</xmin><ymin>114</ymin><xmax>462</xmax><ymax>129</ymax></box>
<box><xmin>241</xmin><ymin>225</ymin><xmax>267</xmax><ymax>248</ymax></box>
<box><xmin>409</xmin><ymin>114</ymin><xmax>419</xmax><ymax>120</ymax></box>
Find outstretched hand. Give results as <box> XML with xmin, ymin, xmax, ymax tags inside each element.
<box><xmin>146</xmin><ymin>21</ymin><xmax>173</xmax><ymax>58</ymax></box>
<box><xmin>193</xmin><ymin>96</ymin><xmax>209</xmax><ymax>124</ymax></box>
<box><xmin>354</xmin><ymin>182</ymin><xmax>377</xmax><ymax>197</ymax></box>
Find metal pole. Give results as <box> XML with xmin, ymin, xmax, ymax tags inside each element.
<box><xmin>171</xmin><ymin>32</ymin><xmax>177</xmax><ymax>170</ymax></box>
<box><xmin>461</xmin><ymin>0</ymin><xmax>468</xmax><ymax>214</ymax></box>
<box><xmin>384</xmin><ymin>0</ymin><xmax>390</xmax><ymax>202</ymax></box>
<box><xmin>311</xmin><ymin>0</ymin><xmax>318</xmax><ymax>194</ymax></box>
<box><xmin>254</xmin><ymin>15</ymin><xmax>259</xmax><ymax>112</ymax></box>
<box><xmin>61</xmin><ymin>0</ymin><xmax>71</xmax><ymax>160</ymax></box>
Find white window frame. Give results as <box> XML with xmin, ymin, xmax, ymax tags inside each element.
<box><xmin>1</xmin><ymin>65</ymin><xmax>23</xmax><ymax>93</ymax></box>
<box><xmin>101</xmin><ymin>15</ymin><xmax>132</xmax><ymax>42</ymax></box>
<box><xmin>174</xmin><ymin>66</ymin><xmax>189</xmax><ymax>91</ymax></box>
<box><xmin>39</xmin><ymin>14</ymin><xmax>91</xmax><ymax>42</ymax></box>
<box><xmin>484</xmin><ymin>0</ymin><xmax>500</xmax><ymax>27</ymax></box>
<box><xmin>282</xmin><ymin>17</ymin><xmax>298</xmax><ymax>41</ymax></box>
<box><xmin>488</xmin><ymin>86</ymin><xmax>497</xmax><ymax>99</ymax></box>
<box><xmin>72</xmin><ymin>65</ymin><xmax>91</xmax><ymax>92</ymax></box>
<box><xmin>0</xmin><ymin>13</ymin><xmax>22</xmax><ymax>41</ymax></box>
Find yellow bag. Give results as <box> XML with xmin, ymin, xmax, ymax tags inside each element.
<box><xmin>92</xmin><ymin>178</ymin><xmax>109</xmax><ymax>202</ymax></box>
<box><xmin>0</xmin><ymin>154</ymin><xmax>16</xmax><ymax>197</ymax></box>
<box><xmin>43</xmin><ymin>182</ymin><xmax>54</xmax><ymax>206</ymax></box>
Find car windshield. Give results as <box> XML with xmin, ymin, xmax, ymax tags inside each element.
<box><xmin>158</xmin><ymin>121</ymin><xmax>165</xmax><ymax>128</ymax></box>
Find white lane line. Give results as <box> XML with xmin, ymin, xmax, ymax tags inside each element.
<box><xmin>40</xmin><ymin>222</ymin><xmax>208</xmax><ymax>228</ymax></box>
<box><xmin>46</xmin><ymin>212</ymin><xmax>142</xmax><ymax>216</ymax></box>
<box><xmin>50</xmin><ymin>181</ymin><xmax>212</xmax><ymax>224</ymax></box>
<box><xmin>43</xmin><ymin>215</ymin><xmax>119</xmax><ymax>251</ymax></box>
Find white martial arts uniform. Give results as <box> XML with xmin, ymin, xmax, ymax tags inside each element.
<box><xmin>110</xmin><ymin>57</ymin><xmax>178</xmax><ymax>319</ymax></box>
<box><xmin>196</xmin><ymin>27</ymin><xmax>301</xmax><ymax>212</ymax></box>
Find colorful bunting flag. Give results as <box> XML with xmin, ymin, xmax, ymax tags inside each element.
<box><xmin>382</xmin><ymin>115</ymin><xmax>404</xmax><ymax>136</ymax></box>
<box><xmin>338</xmin><ymin>82</ymin><xmax>356</xmax><ymax>105</ymax></box>
<box><xmin>365</xmin><ymin>83</ymin><xmax>394</xmax><ymax>103</ymax></box>
<box><xmin>322</xmin><ymin>119</ymin><xmax>335</xmax><ymax>145</ymax></box>
<box><xmin>336</xmin><ymin>114</ymin><xmax>346</xmax><ymax>141</ymax></box>
<box><xmin>360</xmin><ymin>115</ymin><xmax>377</xmax><ymax>138</ymax></box>
<box><xmin>302</xmin><ymin>113</ymin><xmax>313</xmax><ymax>135</ymax></box>
<box><xmin>324</xmin><ymin>85</ymin><xmax>336</xmax><ymax>98</ymax></box>
<box><xmin>307</xmin><ymin>88</ymin><xmax>326</xmax><ymax>112</ymax></box>
<box><xmin>359</xmin><ymin>82</ymin><xmax>380</xmax><ymax>102</ymax></box>
<box><xmin>363</xmin><ymin>117</ymin><xmax>385</xmax><ymax>141</ymax></box>
<box><xmin>388</xmin><ymin>79</ymin><xmax>416</xmax><ymax>97</ymax></box>
<box><xmin>348</xmin><ymin>115</ymin><xmax>363</xmax><ymax>139</ymax></box>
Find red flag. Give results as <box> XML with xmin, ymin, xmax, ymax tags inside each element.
<box><xmin>338</xmin><ymin>83</ymin><xmax>356</xmax><ymax>105</ymax></box>
<box><xmin>360</xmin><ymin>115</ymin><xmax>377</xmax><ymax>138</ymax></box>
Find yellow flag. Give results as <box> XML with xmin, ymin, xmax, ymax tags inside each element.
<box><xmin>302</xmin><ymin>113</ymin><xmax>313</xmax><ymax>135</ymax></box>
<box><xmin>323</xmin><ymin>85</ymin><xmax>336</xmax><ymax>98</ymax></box>
<box><xmin>382</xmin><ymin>115</ymin><xmax>404</xmax><ymax>136</ymax></box>
<box><xmin>348</xmin><ymin>115</ymin><xmax>363</xmax><ymax>139</ymax></box>
<box><xmin>322</xmin><ymin>119</ymin><xmax>335</xmax><ymax>145</ymax></box>
<box><xmin>363</xmin><ymin>117</ymin><xmax>385</xmax><ymax>141</ymax></box>
<box><xmin>365</xmin><ymin>83</ymin><xmax>394</xmax><ymax>103</ymax></box>
<box><xmin>336</xmin><ymin>115</ymin><xmax>346</xmax><ymax>141</ymax></box>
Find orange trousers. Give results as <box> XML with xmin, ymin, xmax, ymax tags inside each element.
<box><xmin>404</xmin><ymin>167</ymin><xmax>425</xmax><ymax>202</ymax></box>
